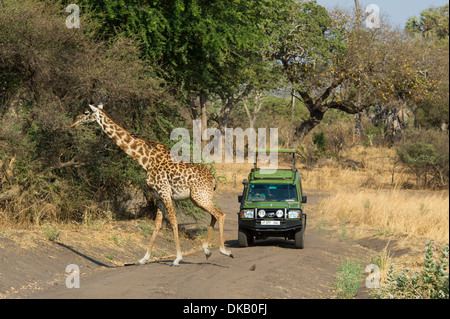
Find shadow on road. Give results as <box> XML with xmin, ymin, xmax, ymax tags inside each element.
<box><xmin>55</xmin><ymin>242</ymin><xmax>115</xmax><ymax>268</ymax></box>
<box><xmin>226</xmin><ymin>238</ymin><xmax>298</xmax><ymax>249</ymax></box>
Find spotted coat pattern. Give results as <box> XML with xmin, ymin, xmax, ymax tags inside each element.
<box><xmin>71</xmin><ymin>104</ymin><xmax>233</xmax><ymax>266</ymax></box>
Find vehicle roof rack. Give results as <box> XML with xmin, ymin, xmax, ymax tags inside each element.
<box><xmin>252</xmin><ymin>149</ymin><xmax>297</xmax><ymax>172</ymax></box>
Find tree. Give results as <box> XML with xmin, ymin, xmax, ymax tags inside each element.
<box><xmin>406</xmin><ymin>4</ymin><xmax>449</xmax><ymax>40</ymax></box>
<box><xmin>81</xmin><ymin>0</ymin><xmax>279</xmax><ymax>133</ymax></box>
<box><xmin>0</xmin><ymin>0</ymin><xmax>181</xmax><ymax>222</ymax></box>
<box><xmin>271</xmin><ymin>1</ymin><xmax>439</xmax><ymax>144</ymax></box>
<box><xmin>406</xmin><ymin>4</ymin><xmax>449</xmax><ymax>130</ymax></box>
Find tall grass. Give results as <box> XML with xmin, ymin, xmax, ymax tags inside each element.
<box><xmin>316</xmin><ymin>189</ymin><xmax>449</xmax><ymax>243</ymax></box>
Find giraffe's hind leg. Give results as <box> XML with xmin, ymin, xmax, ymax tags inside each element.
<box><xmin>202</xmin><ymin>215</ymin><xmax>216</xmax><ymax>259</ymax></box>
<box><xmin>191</xmin><ymin>194</ymin><xmax>233</xmax><ymax>259</ymax></box>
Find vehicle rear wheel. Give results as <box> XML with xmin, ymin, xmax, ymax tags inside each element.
<box><xmin>238</xmin><ymin>227</ymin><xmax>249</xmax><ymax>247</ymax></box>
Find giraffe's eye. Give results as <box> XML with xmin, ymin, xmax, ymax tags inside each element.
<box><xmin>84</xmin><ymin>111</ymin><xmax>90</xmax><ymax>116</ymax></box>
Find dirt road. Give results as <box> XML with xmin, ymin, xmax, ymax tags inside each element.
<box><xmin>23</xmin><ymin>190</ymin><xmax>371</xmax><ymax>299</ymax></box>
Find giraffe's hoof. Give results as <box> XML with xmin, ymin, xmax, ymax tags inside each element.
<box><xmin>220</xmin><ymin>248</ymin><xmax>233</xmax><ymax>258</ymax></box>
<box><xmin>170</xmin><ymin>262</ymin><xmax>179</xmax><ymax>267</ymax></box>
<box><xmin>205</xmin><ymin>251</ymin><xmax>212</xmax><ymax>260</ymax></box>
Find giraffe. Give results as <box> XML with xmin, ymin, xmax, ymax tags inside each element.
<box><xmin>71</xmin><ymin>103</ymin><xmax>233</xmax><ymax>266</ymax></box>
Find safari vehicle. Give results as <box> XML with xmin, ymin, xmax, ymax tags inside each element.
<box><xmin>237</xmin><ymin>149</ymin><xmax>307</xmax><ymax>248</ymax></box>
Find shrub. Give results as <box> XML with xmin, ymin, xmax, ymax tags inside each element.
<box><xmin>374</xmin><ymin>241</ymin><xmax>449</xmax><ymax>299</ymax></box>
<box><xmin>396</xmin><ymin>129</ymin><xmax>449</xmax><ymax>188</ymax></box>
<box><xmin>312</xmin><ymin>132</ymin><xmax>326</xmax><ymax>153</ymax></box>
<box><xmin>323</xmin><ymin>123</ymin><xmax>353</xmax><ymax>158</ymax></box>
<box><xmin>334</xmin><ymin>258</ymin><xmax>364</xmax><ymax>299</ymax></box>
<box><xmin>0</xmin><ymin>0</ymin><xmax>182</xmax><ymax>224</ymax></box>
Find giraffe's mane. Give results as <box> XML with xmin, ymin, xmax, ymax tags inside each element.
<box><xmin>99</xmin><ymin>109</ymin><xmax>171</xmax><ymax>154</ymax></box>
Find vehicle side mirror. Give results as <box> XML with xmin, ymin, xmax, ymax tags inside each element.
<box><xmin>302</xmin><ymin>196</ymin><xmax>307</xmax><ymax>203</ymax></box>
<box><xmin>242</xmin><ymin>179</ymin><xmax>248</xmax><ymax>185</ymax></box>
<box><xmin>238</xmin><ymin>195</ymin><xmax>242</xmax><ymax>203</ymax></box>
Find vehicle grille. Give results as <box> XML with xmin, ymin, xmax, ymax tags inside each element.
<box><xmin>256</xmin><ymin>208</ymin><xmax>286</xmax><ymax>218</ymax></box>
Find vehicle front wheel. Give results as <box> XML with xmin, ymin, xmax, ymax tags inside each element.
<box><xmin>238</xmin><ymin>227</ymin><xmax>249</xmax><ymax>247</ymax></box>
<box><xmin>294</xmin><ymin>227</ymin><xmax>305</xmax><ymax>249</ymax></box>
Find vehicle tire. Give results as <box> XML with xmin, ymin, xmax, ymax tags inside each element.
<box><xmin>247</xmin><ymin>233</ymin><xmax>254</xmax><ymax>246</ymax></box>
<box><xmin>294</xmin><ymin>228</ymin><xmax>305</xmax><ymax>249</ymax></box>
<box><xmin>238</xmin><ymin>227</ymin><xmax>249</xmax><ymax>247</ymax></box>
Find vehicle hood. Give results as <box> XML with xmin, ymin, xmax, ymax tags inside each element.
<box><xmin>242</xmin><ymin>201</ymin><xmax>300</xmax><ymax>209</ymax></box>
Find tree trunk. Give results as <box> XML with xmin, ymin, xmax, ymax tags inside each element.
<box><xmin>291</xmin><ymin>87</ymin><xmax>295</xmax><ymax>120</ymax></box>
<box><xmin>293</xmin><ymin>109</ymin><xmax>325</xmax><ymax>145</ymax></box>
<box><xmin>217</xmin><ymin>99</ymin><xmax>234</xmax><ymax>133</ymax></box>
<box><xmin>354</xmin><ymin>112</ymin><xmax>362</xmax><ymax>144</ymax></box>
<box><xmin>199</xmin><ymin>92</ymin><xmax>208</xmax><ymax>146</ymax></box>
<box><xmin>200</xmin><ymin>92</ymin><xmax>208</xmax><ymax>132</ymax></box>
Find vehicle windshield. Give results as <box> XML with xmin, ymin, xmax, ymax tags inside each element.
<box><xmin>247</xmin><ymin>184</ymin><xmax>298</xmax><ymax>202</ymax></box>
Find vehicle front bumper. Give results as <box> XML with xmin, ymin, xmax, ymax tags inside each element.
<box><xmin>238</xmin><ymin>213</ymin><xmax>306</xmax><ymax>236</ymax></box>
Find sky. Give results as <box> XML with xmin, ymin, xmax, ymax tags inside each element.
<box><xmin>315</xmin><ymin>0</ymin><xmax>449</xmax><ymax>29</ymax></box>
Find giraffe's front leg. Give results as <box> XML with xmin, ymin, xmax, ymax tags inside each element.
<box><xmin>137</xmin><ymin>206</ymin><xmax>163</xmax><ymax>265</ymax></box>
<box><xmin>159</xmin><ymin>195</ymin><xmax>183</xmax><ymax>267</ymax></box>
<box><xmin>169</xmin><ymin>220</ymin><xmax>183</xmax><ymax>267</ymax></box>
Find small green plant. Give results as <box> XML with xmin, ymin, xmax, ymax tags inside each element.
<box><xmin>374</xmin><ymin>241</ymin><xmax>449</xmax><ymax>299</ymax></box>
<box><xmin>139</xmin><ymin>221</ymin><xmax>153</xmax><ymax>238</ymax></box>
<box><xmin>334</xmin><ymin>258</ymin><xmax>364</xmax><ymax>299</ymax></box>
<box><xmin>104</xmin><ymin>252</ymin><xmax>115</xmax><ymax>261</ymax></box>
<box><xmin>340</xmin><ymin>225</ymin><xmax>347</xmax><ymax>240</ymax></box>
<box><xmin>110</xmin><ymin>233</ymin><xmax>121</xmax><ymax>245</ymax></box>
<box><xmin>195</xmin><ymin>225</ymin><xmax>209</xmax><ymax>239</ymax></box>
<box><xmin>43</xmin><ymin>224</ymin><xmax>61</xmax><ymax>242</ymax></box>
<box><xmin>317</xmin><ymin>220</ymin><xmax>327</xmax><ymax>233</ymax></box>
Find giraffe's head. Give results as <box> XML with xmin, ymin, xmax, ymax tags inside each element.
<box><xmin>70</xmin><ymin>103</ymin><xmax>103</xmax><ymax>128</ymax></box>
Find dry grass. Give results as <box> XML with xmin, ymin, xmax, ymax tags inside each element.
<box><xmin>315</xmin><ymin>189</ymin><xmax>449</xmax><ymax>243</ymax></box>
<box><xmin>213</xmin><ymin>146</ymin><xmax>449</xmax><ymax>272</ymax></box>
<box><xmin>214</xmin><ymin>146</ymin><xmax>415</xmax><ymax>192</ymax></box>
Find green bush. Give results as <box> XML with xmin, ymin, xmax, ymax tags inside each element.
<box><xmin>0</xmin><ymin>0</ymin><xmax>182</xmax><ymax>224</ymax></box>
<box><xmin>334</xmin><ymin>258</ymin><xmax>364</xmax><ymax>299</ymax></box>
<box><xmin>312</xmin><ymin>132</ymin><xmax>326</xmax><ymax>153</ymax></box>
<box><xmin>396</xmin><ymin>130</ymin><xmax>449</xmax><ymax>188</ymax></box>
<box><xmin>374</xmin><ymin>242</ymin><xmax>449</xmax><ymax>299</ymax></box>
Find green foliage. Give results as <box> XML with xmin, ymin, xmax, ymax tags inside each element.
<box><xmin>1</xmin><ymin>0</ymin><xmax>448</xmax><ymax>228</ymax></box>
<box><xmin>334</xmin><ymin>258</ymin><xmax>364</xmax><ymax>299</ymax></box>
<box><xmin>42</xmin><ymin>224</ymin><xmax>61</xmax><ymax>242</ymax></box>
<box><xmin>397</xmin><ymin>142</ymin><xmax>437</xmax><ymax>172</ymax></box>
<box><xmin>80</xmin><ymin>0</ymin><xmax>276</xmax><ymax>99</ymax></box>
<box><xmin>0</xmin><ymin>0</ymin><xmax>182</xmax><ymax>224</ymax></box>
<box><xmin>312</xmin><ymin>132</ymin><xmax>326</xmax><ymax>153</ymax></box>
<box><xmin>406</xmin><ymin>4</ymin><xmax>449</xmax><ymax>41</ymax></box>
<box><xmin>374</xmin><ymin>242</ymin><xmax>449</xmax><ymax>299</ymax></box>
<box><xmin>396</xmin><ymin>130</ymin><xmax>449</xmax><ymax>188</ymax></box>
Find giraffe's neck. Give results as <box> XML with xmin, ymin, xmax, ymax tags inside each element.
<box><xmin>96</xmin><ymin>110</ymin><xmax>154</xmax><ymax>169</ymax></box>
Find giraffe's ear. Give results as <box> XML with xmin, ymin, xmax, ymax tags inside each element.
<box><xmin>98</xmin><ymin>102</ymin><xmax>103</xmax><ymax>109</ymax></box>
<box><xmin>89</xmin><ymin>104</ymin><xmax>99</xmax><ymax>112</ymax></box>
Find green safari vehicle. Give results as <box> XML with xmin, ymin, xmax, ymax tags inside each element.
<box><xmin>237</xmin><ymin>149</ymin><xmax>307</xmax><ymax>248</ymax></box>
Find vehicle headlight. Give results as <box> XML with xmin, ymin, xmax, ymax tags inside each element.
<box><xmin>276</xmin><ymin>210</ymin><xmax>284</xmax><ymax>218</ymax></box>
<box><xmin>288</xmin><ymin>210</ymin><xmax>301</xmax><ymax>219</ymax></box>
<box><xmin>241</xmin><ymin>210</ymin><xmax>254</xmax><ymax>219</ymax></box>
<box><xmin>258</xmin><ymin>209</ymin><xmax>266</xmax><ymax>218</ymax></box>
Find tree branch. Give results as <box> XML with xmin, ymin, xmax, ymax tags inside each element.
<box><xmin>317</xmin><ymin>78</ymin><xmax>345</xmax><ymax>105</ymax></box>
<box><xmin>293</xmin><ymin>90</ymin><xmax>314</xmax><ymax>112</ymax></box>
<box><xmin>52</xmin><ymin>158</ymin><xmax>85</xmax><ymax>170</ymax></box>
<box><xmin>323</xmin><ymin>100</ymin><xmax>368</xmax><ymax>114</ymax></box>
